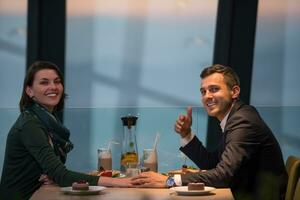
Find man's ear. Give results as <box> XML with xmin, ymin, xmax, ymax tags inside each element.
<box><xmin>25</xmin><ymin>86</ymin><xmax>33</xmax><ymax>98</ymax></box>
<box><xmin>231</xmin><ymin>85</ymin><xmax>240</xmax><ymax>99</ymax></box>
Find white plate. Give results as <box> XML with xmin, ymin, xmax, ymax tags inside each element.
<box><xmin>61</xmin><ymin>186</ymin><xmax>106</xmax><ymax>195</ymax></box>
<box><xmin>170</xmin><ymin>186</ymin><xmax>216</xmax><ymax>196</ymax></box>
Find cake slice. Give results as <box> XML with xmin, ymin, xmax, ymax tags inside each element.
<box><xmin>187</xmin><ymin>182</ymin><xmax>205</xmax><ymax>190</ymax></box>
<box><xmin>72</xmin><ymin>180</ymin><xmax>89</xmax><ymax>190</ymax></box>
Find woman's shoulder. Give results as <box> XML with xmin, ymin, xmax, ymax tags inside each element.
<box><xmin>8</xmin><ymin>111</ymin><xmax>49</xmax><ymax>143</ymax></box>
<box><xmin>13</xmin><ymin>111</ymin><xmax>44</xmax><ymax>130</ymax></box>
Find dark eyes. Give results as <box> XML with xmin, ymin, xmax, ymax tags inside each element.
<box><xmin>39</xmin><ymin>79</ymin><xmax>61</xmax><ymax>85</ymax></box>
<box><xmin>200</xmin><ymin>90</ymin><xmax>205</xmax><ymax>96</ymax></box>
<box><xmin>54</xmin><ymin>79</ymin><xmax>62</xmax><ymax>84</ymax></box>
<box><xmin>210</xmin><ymin>87</ymin><xmax>219</xmax><ymax>93</ymax></box>
<box><xmin>40</xmin><ymin>80</ymin><xmax>50</xmax><ymax>85</ymax></box>
<box><xmin>200</xmin><ymin>86</ymin><xmax>220</xmax><ymax>96</ymax></box>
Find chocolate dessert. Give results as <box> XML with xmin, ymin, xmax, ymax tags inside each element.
<box><xmin>187</xmin><ymin>182</ymin><xmax>205</xmax><ymax>190</ymax></box>
<box><xmin>72</xmin><ymin>180</ymin><xmax>89</xmax><ymax>190</ymax></box>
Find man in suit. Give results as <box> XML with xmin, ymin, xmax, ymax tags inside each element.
<box><xmin>132</xmin><ymin>64</ymin><xmax>287</xmax><ymax>199</ymax></box>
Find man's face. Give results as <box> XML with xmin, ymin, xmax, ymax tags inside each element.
<box><xmin>200</xmin><ymin>73</ymin><xmax>240</xmax><ymax>121</ymax></box>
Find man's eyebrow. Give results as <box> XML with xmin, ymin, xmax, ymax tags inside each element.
<box><xmin>207</xmin><ymin>84</ymin><xmax>220</xmax><ymax>88</ymax></box>
<box><xmin>201</xmin><ymin>84</ymin><xmax>217</xmax><ymax>89</ymax></box>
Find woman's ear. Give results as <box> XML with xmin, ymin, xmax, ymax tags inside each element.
<box><xmin>231</xmin><ymin>85</ymin><xmax>240</xmax><ymax>99</ymax></box>
<box><xmin>25</xmin><ymin>86</ymin><xmax>33</xmax><ymax>98</ymax></box>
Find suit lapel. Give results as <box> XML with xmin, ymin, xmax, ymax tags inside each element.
<box><xmin>223</xmin><ymin>100</ymin><xmax>244</xmax><ymax>133</ymax></box>
<box><xmin>220</xmin><ymin>100</ymin><xmax>245</xmax><ymax>155</ymax></box>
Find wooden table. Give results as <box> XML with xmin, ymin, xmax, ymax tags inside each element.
<box><xmin>30</xmin><ymin>185</ymin><xmax>234</xmax><ymax>200</ymax></box>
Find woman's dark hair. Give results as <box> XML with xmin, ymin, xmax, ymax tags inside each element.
<box><xmin>19</xmin><ymin>61</ymin><xmax>67</xmax><ymax>112</ymax></box>
<box><xmin>200</xmin><ymin>64</ymin><xmax>240</xmax><ymax>89</ymax></box>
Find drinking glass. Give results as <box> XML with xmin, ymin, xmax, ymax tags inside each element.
<box><xmin>125</xmin><ymin>163</ymin><xmax>141</xmax><ymax>177</ymax></box>
<box><xmin>142</xmin><ymin>148</ymin><xmax>158</xmax><ymax>172</ymax></box>
<box><xmin>98</xmin><ymin>148</ymin><xmax>112</xmax><ymax>170</ymax></box>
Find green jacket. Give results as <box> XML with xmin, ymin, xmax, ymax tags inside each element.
<box><xmin>0</xmin><ymin>111</ymin><xmax>99</xmax><ymax>199</ymax></box>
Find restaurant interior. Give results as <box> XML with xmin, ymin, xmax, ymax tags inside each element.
<box><xmin>0</xmin><ymin>0</ymin><xmax>299</xmax><ymax>199</ymax></box>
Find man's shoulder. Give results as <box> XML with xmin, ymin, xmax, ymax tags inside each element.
<box><xmin>226</xmin><ymin>102</ymin><xmax>263</xmax><ymax>129</ymax></box>
<box><xmin>232</xmin><ymin>101</ymin><xmax>259</xmax><ymax>118</ymax></box>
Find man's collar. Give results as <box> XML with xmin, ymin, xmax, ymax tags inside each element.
<box><xmin>220</xmin><ymin>111</ymin><xmax>230</xmax><ymax>133</ymax></box>
<box><xmin>220</xmin><ymin>101</ymin><xmax>237</xmax><ymax>132</ymax></box>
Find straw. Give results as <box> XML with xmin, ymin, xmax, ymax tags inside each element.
<box><xmin>153</xmin><ymin>132</ymin><xmax>160</xmax><ymax>150</ymax></box>
<box><xmin>107</xmin><ymin>140</ymin><xmax>119</xmax><ymax>150</ymax></box>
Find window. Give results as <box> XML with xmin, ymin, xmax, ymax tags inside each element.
<box><xmin>251</xmin><ymin>0</ymin><xmax>300</xmax><ymax>160</ymax></box>
<box><xmin>66</xmin><ymin>0</ymin><xmax>217</xmax><ymax>107</ymax></box>
<box><xmin>66</xmin><ymin>0</ymin><xmax>218</xmax><ymax>171</ymax></box>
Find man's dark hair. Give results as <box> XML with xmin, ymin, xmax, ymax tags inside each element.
<box><xmin>200</xmin><ymin>64</ymin><xmax>240</xmax><ymax>89</ymax></box>
<box><xmin>19</xmin><ymin>61</ymin><xmax>67</xmax><ymax>112</ymax></box>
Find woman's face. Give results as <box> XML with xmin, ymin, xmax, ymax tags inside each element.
<box><xmin>26</xmin><ymin>69</ymin><xmax>63</xmax><ymax>112</ymax></box>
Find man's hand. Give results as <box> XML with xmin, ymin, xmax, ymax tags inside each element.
<box><xmin>174</xmin><ymin>107</ymin><xmax>192</xmax><ymax>138</ymax></box>
<box><xmin>131</xmin><ymin>171</ymin><xmax>167</xmax><ymax>188</ymax></box>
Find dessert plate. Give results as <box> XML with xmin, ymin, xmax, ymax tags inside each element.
<box><xmin>61</xmin><ymin>186</ymin><xmax>106</xmax><ymax>195</ymax></box>
<box><xmin>170</xmin><ymin>186</ymin><xmax>216</xmax><ymax>196</ymax></box>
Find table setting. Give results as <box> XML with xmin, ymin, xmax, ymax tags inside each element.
<box><xmin>30</xmin><ymin>115</ymin><xmax>233</xmax><ymax>200</ymax></box>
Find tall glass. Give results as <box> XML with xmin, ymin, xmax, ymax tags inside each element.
<box><xmin>98</xmin><ymin>148</ymin><xmax>112</xmax><ymax>170</ymax></box>
<box><xmin>143</xmin><ymin>148</ymin><xmax>158</xmax><ymax>172</ymax></box>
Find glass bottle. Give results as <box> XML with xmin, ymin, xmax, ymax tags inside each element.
<box><xmin>120</xmin><ymin>115</ymin><xmax>139</xmax><ymax>172</ymax></box>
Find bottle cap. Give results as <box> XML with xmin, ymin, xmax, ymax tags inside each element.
<box><xmin>121</xmin><ymin>116</ymin><xmax>138</xmax><ymax>129</ymax></box>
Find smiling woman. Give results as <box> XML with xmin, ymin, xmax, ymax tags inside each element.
<box><xmin>19</xmin><ymin>61</ymin><xmax>66</xmax><ymax>113</ymax></box>
<box><xmin>0</xmin><ymin>61</ymin><xmax>133</xmax><ymax>200</ymax></box>
<box><xmin>25</xmin><ymin>69</ymin><xmax>63</xmax><ymax>112</ymax></box>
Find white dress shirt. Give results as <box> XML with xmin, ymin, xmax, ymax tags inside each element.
<box><xmin>175</xmin><ymin>109</ymin><xmax>232</xmax><ymax>186</ymax></box>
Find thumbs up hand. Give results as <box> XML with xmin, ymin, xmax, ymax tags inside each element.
<box><xmin>174</xmin><ymin>107</ymin><xmax>193</xmax><ymax>138</ymax></box>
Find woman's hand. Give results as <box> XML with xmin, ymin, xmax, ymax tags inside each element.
<box><xmin>39</xmin><ymin>174</ymin><xmax>54</xmax><ymax>185</ymax></box>
<box><xmin>131</xmin><ymin>171</ymin><xmax>167</xmax><ymax>188</ymax></box>
<box><xmin>98</xmin><ymin>176</ymin><xmax>134</xmax><ymax>187</ymax></box>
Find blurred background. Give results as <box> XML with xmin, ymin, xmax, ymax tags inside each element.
<box><xmin>0</xmin><ymin>0</ymin><xmax>299</xmax><ymax>174</ymax></box>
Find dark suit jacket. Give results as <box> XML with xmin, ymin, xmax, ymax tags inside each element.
<box><xmin>180</xmin><ymin>100</ymin><xmax>287</xmax><ymax>200</ymax></box>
